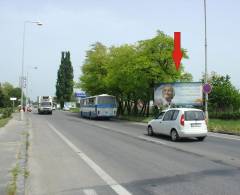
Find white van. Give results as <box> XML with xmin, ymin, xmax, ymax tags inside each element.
<box><xmin>147</xmin><ymin>108</ymin><xmax>208</xmax><ymax>141</ymax></box>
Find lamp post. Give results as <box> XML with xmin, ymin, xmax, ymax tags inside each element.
<box><xmin>203</xmin><ymin>0</ymin><xmax>208</xmax><ymax>121</ymax></box>
<box><xmin>20</xmin><ymin>21</ymin><xmax>42</xmax><ymax>120</ymax></box>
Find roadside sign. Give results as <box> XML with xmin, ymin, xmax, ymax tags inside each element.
<box><xmin>75</xmin><ymin>92</ymin><xmax>86</xmax><ymax>98</ymax></box>
<box><xmin>10</xmin><ymin>97</ymin><xmax>17</xmax><ymax>111</ymax></box>
<box><xmin>10</xmin><ymin>97</ymin><xmax>17</xmax><ymax>101</ymax></box>
<box><xmin>203</xmin><ymin>83</ymin><xmax>212</xmax><ymax>94</ymax></box>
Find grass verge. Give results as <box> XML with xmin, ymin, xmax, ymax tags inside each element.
<box><xmin>0</xmin><ymin>117</ymin><xmax>11</xmax><ymax>128</ymax></box>
<box><xmin>208</xmin><ymin>119</ymin><xmax>240</xmax><ymax>135</ymax></box>
<box><xmin>7</xmin><ymin>164</ymin><xmax>21</xmax><ymax>195</ymax></box>
<box><xmin>70</xmin><ymin>108</ymin><xmax>80</xmax><ymax>113</ymax></box>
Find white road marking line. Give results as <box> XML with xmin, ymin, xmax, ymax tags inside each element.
<box><xmin>0</xmin><ymin>142</ymin><xmax>19</xmax><ymax>146</ymax></box>
<box><xmin>138</xmin><ymin>135</ymin><xmax>167</xmax><ymax>145</ymax></box>
<box><xmin>47</xmin><ymin>122</ymin><xmax>132</xmax><ymax>195</ymax></box>
<box><xmin>83</xmin><ymin>189</ymin><xmax>98</xmax><ymax>195</ymax></box>
<box><xmin>128</xmin><ymin>122</ymin><xmax>146</xmax><ymax>126</ymax></box>
<box><xmin>208</xmin><ymin>133</ymin><xmax>240</xmax><ymax>141</ymax></box>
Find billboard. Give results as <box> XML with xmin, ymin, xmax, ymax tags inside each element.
<box><xmin>154</xmin><ymin>82</ymin><xmax>203</xmax><ymax>107</ymax></box>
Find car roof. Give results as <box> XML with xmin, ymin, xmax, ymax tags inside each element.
<box><xmin>162</xmin><ymin>108</ymin><xmax>203</xmax><ymax>112</ymax></box>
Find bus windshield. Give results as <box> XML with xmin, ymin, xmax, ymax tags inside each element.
<box><xmin>97</xmin><ymin>96</ymin><xmax>116</xmax><ymax>105</ymax></box>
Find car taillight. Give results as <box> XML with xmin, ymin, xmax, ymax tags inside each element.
<box><xmin>180</xmin><ymin>114</ymin><xmax>184</xmax><ymax>126</ymax></box>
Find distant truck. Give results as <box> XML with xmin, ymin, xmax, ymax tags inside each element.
<box><xmin>37</xmin><ymin>96</ymin><xmax>53</xmax><ymax>114</ymax></box>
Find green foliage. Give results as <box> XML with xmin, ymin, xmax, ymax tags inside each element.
<box><xmin>208</xmin><ymin>119</ymin><xmax>240</xmax><ymax>135</ymax></box>
<box><xmin>0</xmin><ymin>84</ymin><xmax>5</xmax><ymax>107</ymax></box>
<box><xmin>80</xmin><ymin>42</ymin><xmax>109</xmax><ymax>96</ymax></box>
<box><xmin>0</xmin><ymin>107</ymin><xmax>12</xmax><ymax>118</ymax></box>
<box><xmin>151</xmin><ymin>106</ymin><xmax>160</xmax><ymax>118</ymax></box>
<box><xmin>209</xmin><ymin>112</ymin><xmax>240</xmax><ymax>120</ymax></box>
<box><xmin>0</xmin><ymin>117</ymin><xmax>11</xmax><ymax>128</ymax></box>
<box><xmin>206</xmin><ymin>72</ymin><xmax>240</xmax><ymax>112</ymax></box>
<box><xmin>0</xmin><ymin>82</ymin><xmax>21</xmax><ymax>108</ymax></box>
<box><xmin>70</xmin><ymin>107</ymin><xmax>80</xmax><ymax>113</ymax></box>
<box><xmin>79</xmin><ymin>31</ymin><xmax>191</xmax><ymax>116</ymax></box>
<box><xmin>56</xmin><ymin>51</ymin><xmax>74</xmax><ymax>108</ymax></box>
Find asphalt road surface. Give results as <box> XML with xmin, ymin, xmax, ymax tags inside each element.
<box><xmin>26</xmin><ymin>110</ymin><xmax>240</xmax><ymax>195</ymax></box>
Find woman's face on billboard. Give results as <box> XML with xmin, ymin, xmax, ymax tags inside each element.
<box><xmin>162</xmin><ymin>86</ymin><xmax>174</xmax><ymax>102</ymax></box>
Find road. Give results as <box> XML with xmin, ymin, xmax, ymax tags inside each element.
<box><xmin>26</xmin><ymin>110</ymin><xmax>240</xmax><ymax>195</ymax></box>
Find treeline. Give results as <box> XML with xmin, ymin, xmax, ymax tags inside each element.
<box><xmin>79</xmin><ymin>31</ymin><xmax>192</xmax><ymax>116</ymax></box>
<box><xmin>207</xmin><ymin>72</ymin><xmax>240</xmax><ymax>119</ymax></box>
<box><xmin>0</xmin><ymin>82</ymin><xmax>21</xmax><ymax>119</ymax></box>
<box><xmin>0</xmin><ymin>82</ymin><xmax>21</xmax><ymax>108</ymax></box>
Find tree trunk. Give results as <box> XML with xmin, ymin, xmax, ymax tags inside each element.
<box><xmin>133</xmin><ymin>100</ymin><xmax>138</xmax><ymax>115</ymax></box>
<box><xmin>146</xmin><ymin>101</ymin><xmax>150</xmax><ymax>117</ymax></box>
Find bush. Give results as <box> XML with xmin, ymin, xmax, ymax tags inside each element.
<box><xmin>0</xmin><ymin>107</ymin><xmax>13</xmax><ymax>119</ymax></box>
<box><xmin>69</xmin><ymin>107</ymin><xmax>80</xmax><ymax>113</ymax></box>
<box><xmin>209</xmin><ymin>112</ymin><xmax>240</xmax><ymax>120</ymax></box>
<box><xmin>151</xmin><ymin>106</ymin><xmax>160</xmax><ymax>118</ymax></box>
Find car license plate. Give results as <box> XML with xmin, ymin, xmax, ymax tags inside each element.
<box><xmin>191</xmin><ymin>123</ymin><xmax>201</xmax><ymax>127</ymax></box>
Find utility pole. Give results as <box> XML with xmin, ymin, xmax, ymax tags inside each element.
<box><xmin>204</xmin><ymin>0</ymin><xmax>208</xmax><ymax>121</ymax></box>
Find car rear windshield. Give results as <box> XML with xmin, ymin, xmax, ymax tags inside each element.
<box><xmin>184</xmin><ymin>111</ymin><xmax>205</xmax><ymax>121</ymax></box>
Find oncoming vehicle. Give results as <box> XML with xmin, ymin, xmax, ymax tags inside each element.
<box><xmin>37</xmin><ymin>96</ymin><xmax>53</xmax><ymax>114</ymax></box>
<box><xmin>147</xmin><ymin>108</ymin><xmax>208</xmax><ymax>141</ymax></box>
<box><xmin>80</xmin><ymin>94</ymin><xmax>117</xmax><ymax>119</ymax></box>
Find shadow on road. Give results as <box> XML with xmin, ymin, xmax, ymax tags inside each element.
<box><xmin>146</xmin><ymin>133</ymin><xmax>200</xmax><ymax>143</ymax></box>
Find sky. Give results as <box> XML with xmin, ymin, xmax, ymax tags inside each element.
<box><xmin>0</xmin><ymin>0</ymin><xmax>239</xmax><ymax>100</ymax></box>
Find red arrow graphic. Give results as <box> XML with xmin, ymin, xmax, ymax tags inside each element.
<box><xmin>172</xmin><ymin>32</ymin><xmax>183</xmax><ymax>71</ymax></box>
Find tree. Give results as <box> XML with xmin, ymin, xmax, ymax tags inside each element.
<box><xmin>80</xmin><ymin>42</ymin><xmax>109</xmax><ymax>95</ymax></box>
<box><xmin>0</xmin><ymin>83</ymin><xmax>5</xmax><ymax>107</ymax></box>
<box><xmin>56</xmin><ymin>51</ymin><xmax>74</xmax><ymax>108</ymax></box>
<box><xmin>0</xmin><ymin>82</ymin><xmax>22</xmax><ymax>107</ymax></box>
<box><xmin>79</xmin><ymin>31</ymin><xmax>191</xmax><ymax>116</ymax></box>
<box><xmin>206</xmin><ymin>72</ymin><xmax>240</xmax><ymax>112</ymax></box>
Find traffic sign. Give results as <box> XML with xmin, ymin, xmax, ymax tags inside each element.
<box><xmin>203</xmin><ymin>83</ymin><xmax>212</xmax><ymax>94</ymax></box>
<box><xmin>10</xmin><ymin>97</ymin><xmax>17</xmax><ymax>101</ymax></box>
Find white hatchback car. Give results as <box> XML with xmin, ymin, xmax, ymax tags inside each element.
<box><xmin>147</xmin><ymin>108</ymin><xmax>208</xmax><ymax>141</ymax></box>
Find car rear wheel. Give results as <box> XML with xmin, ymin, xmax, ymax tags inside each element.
<box><xmin>197</xmin><ymin>136</ymin><xmax>206</xmax><ymax>141</ymax></box>
<box><xmin>170</xmin><ymin>129</ymin><xmax>179</xmax><ymax>142</ymax></box>
<box><xmin>147</xmin><ymin>126</ymin><xmax>154</xmax><ymax>136</ymax></box>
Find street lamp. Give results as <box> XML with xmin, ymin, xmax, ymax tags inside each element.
<box><xmin>20</xmin><ymin>21</ymin><xmax>43</xmax><ymax>120</ymax></box>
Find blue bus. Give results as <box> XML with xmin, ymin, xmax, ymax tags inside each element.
<box><xmin>80</xmin><ymin>94</ymin><xmax>117</xmax><ymax>119</ymax></box>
